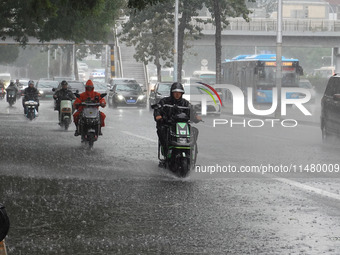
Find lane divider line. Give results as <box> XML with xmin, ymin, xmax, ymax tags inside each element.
<box><xmin>121</xmin><ymin>131</ymin><xmax>158</xmax><ymax>143</ymax></box>
<box><xmin>274</xmin><ymin>177</ymin><xmax>340</xmax><ymax>201</ymax></box>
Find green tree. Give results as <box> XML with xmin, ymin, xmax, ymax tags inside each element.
<box><xmin>206</xmin><ymin>0</ymin><xmax>254</xmax><ymax>84</ymax></box>
<box><xmin>119</xmin><ymin>2</ymin><xmax>175</xmax><ymax>82</ymax></box>
<box><xmin>127</xmin><ymin>0</ymin><xmax>166</xmax><ymax>10</ymax></box>
<box><xmin>176</xmin><ymin>0</ymin><xmax>205</xmax><ymax>82</ymax></box>
<box><xmin>0</xmin><ymin>0</ymin><xmax>124</xmax><ymax>44</ymax></box>
<box><xmin>120</xmin><ymin>0</ymin><xmax>205</xmax><ymax>82</ymax></box>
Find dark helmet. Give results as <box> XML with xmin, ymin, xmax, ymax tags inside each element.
<box><xmin>170</xmin><ymin>82</ymin><xmax>185</xmax><ymax>94</ymax></box>
<box><xmin>61</xmin><ymin>80</ymin><xmax>68</xmax><ymax>87</ymax></box>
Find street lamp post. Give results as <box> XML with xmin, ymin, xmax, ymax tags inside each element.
<box><xmin>275</xmin><ymin>0</ymin><xmax>283</xmax><ymax>118</ymax></box>
<box><xmin>173</xmin><ymin>0</ymin><xmax>179</xmax><ymax>82</ymax></box>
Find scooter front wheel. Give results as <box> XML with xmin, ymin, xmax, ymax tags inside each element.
<box><xmin>178</xmin><ymin>157</ymin><xmax>190</xmax><ymax>177</ymax></box>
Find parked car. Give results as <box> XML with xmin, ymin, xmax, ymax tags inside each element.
<box><xmin>321</xmin><ymin>74</ymin><xmax>340</xmax><ymax>141</ymax></box>
<box><xmin>299</xmin><ymin>79</ymin><xmax>316</xmax><ymax>103</ymax></box>
<box><xmin>183</xmin><ymin>84</ymin><xmax>221</xmax><ymax>115</ymax></box>
<box><xmin>53</xmin><ymin>76</ymin><xmax>75</xmax><ymax>82</ymax></box>
<box><xmin>108</xmin><ymin>81</ymin><xmax>147</xmax><ymax>108</ymax></box>
<box><xmin>36</xmin><ymin>80</ymin><xmax>59</xmax><ymax>99</ymax></box>
<box><xmin>149</xmin><ymin>82</ymin><xmax>172</xmax><ymax>109</ymax></box>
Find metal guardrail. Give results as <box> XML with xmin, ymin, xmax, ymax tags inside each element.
<box><xmin>192</xmin><ymin>18</ymin><xmax>340</xmax><ymax>33</ymax></box>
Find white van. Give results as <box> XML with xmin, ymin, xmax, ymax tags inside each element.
<box><xmin>181</xmin><ymin>77</ymin><xmax>203</xmax><ymax>86</ymax></box>
<box><xmin>192</xmin><ymin>70</ymin><xmax>216</xmax><ymax>84</ymax></box>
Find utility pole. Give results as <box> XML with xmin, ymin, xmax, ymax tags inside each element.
<box><xmin>275</xmin><ymin>0</ymin><xmax>282</xmax><ymax>118</ymax></box>
<box><xmin>173</xmin><ymin>0</ymin><xmax>179</xmax><ymax>82</ymax></box>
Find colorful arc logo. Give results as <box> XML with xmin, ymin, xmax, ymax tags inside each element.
<box><xmin>197</xmin><ymin>82</ymin><xmax>223</xmax><ymax>107</ymax></box>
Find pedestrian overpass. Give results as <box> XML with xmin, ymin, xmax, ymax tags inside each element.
<box><xmin>2</xmin><ymin>17</ymin><xmax>340</xmax><ymax>78</ymax></box>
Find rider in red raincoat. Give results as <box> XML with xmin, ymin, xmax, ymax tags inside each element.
<box><xmin>73</xmin><ymin>80</ymin><xmax>106</xmax><ymax>136</ymax></box>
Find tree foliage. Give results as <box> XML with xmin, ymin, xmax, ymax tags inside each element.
<box><xmin>127</xmin><ymin>0</ymin><xmax>166</xmax><ymax>10</ymax></box>
<box><xmin>205</xmin><ymin>0</ymin><xmax>254</xmax><ymax>83</ymax></box>
<box><xmin>119</xmin><ymin>2</ymin><xmax>175</xmax><ymax>81</ymax></box>
<box><xmin>176</xmin><ymin>0</ymin><xmax>205</xmax><ymax>82</ymax></box>
<box><xmin>120</xmin><ymin>0</ymin><xmax>205</xmax><ymax>82</ymax></box>
<box><xmin>0</xmin><ymin>0</ymin><xmax>124</xmax><ymax>44</ymax></box>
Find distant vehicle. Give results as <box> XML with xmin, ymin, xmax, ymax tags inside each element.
<box><xmin>181</xmin><ymin>77</ymin><xmax>203</xmax><ymax>86</ymax></box>
<box><xmin>0</xmin><ymin>73</ymin><xmax>11</xmax><ymax>89</ymax></box>
<box><xmin>109</xmin><ymin>78</ymin><xmax>137</xmax><ymax>88</ymax></box>
<box><xmin>299</xmin><ymin>79</ymin><xmax>316</xmax><ymax>103</ymax></box>
<box><xmin>222</xmin><ymin>54</ymin><xmax>304</xmax><ymax>103</ymax></box>
<box><xmin>53</xmin><ymin>76</ymin><xmax>76</xmax><ymax>82</ymax></box>
<box><xmin>183</xmin><ymin>85</ymin><xmax>221</xmax><ymax>115</ymax></box>
<box><xmin>18</xmin><ymin>78</ymin><xmax>30</xmax><ymax>94</ymax></box>
<box><xmin>90</xmin><ymin>68</ymin><xmax>105</xmax><ymax>78</ymax></box>
<box><xmin>57</xmin><ymin>81</ymin><xmax>85</xmax><ymax>94</ymax></box>
<box><xmin>148</xmin><ymin>76</ymin><xmax>157</xmax><ymax>91</ymax></box>
<box><xmin>36</xmin><ymin>80</ymin><xmax>59</xmax><ymax>99</ymax></box>
<box><xmin>108</xmin><ymin>81</ymin><xmax>147</xmax><ymax>108</ymax></box>
<box><xmin>321</xmin><ymin>74</ymin><xmax>340</xmax><ymax>141</ymax></box>
<box><xmin>91</xmin><ymin>77</ymin><xmax>106</xmax><ymax>83</ymax></box>
<box><xmin>77</xmin><ymin>62</ymin><xmax>89</xmax><ymax>72</ymax></box>
<box><xmin>160</xmin><ymin>68</ymin><xmax>185</xmax><ymax>81</ymax></box>
<box><xmin>78</xmin><ymin>70</ymin><xmax>86</xmax><ymax>81</ymax></box>
<box><xmin>92</xmin><ymin>81</ymin><xmax>109</xmax><ymax>94</ymax></box>
<box><xmin>192</xmin><ymin>70</ymin><xmax>216</xmax><ymax>85</ymax></box>
<box><xmin>313</xmin><ymin>66</ymin><xmax>335</xmax><ymax>78</ymax></box>
<box><xmin>149</xmin><ymin>82</ymin><xmax>172</xmax><ymax>109</ymax></box>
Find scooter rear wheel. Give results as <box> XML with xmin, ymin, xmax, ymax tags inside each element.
<box><xmin>0</xmin><ymin>204</ymin><xmax>10</xmax><ymax>242</ymax></box>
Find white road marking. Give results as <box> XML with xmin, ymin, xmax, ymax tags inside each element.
<box><xmin>274</xmin><ymin>177</ymin><xmax>340</xmax><ymax>201</ymax></box>
<box><xmin>121</xmin><ymin>130</ymin><xmax>158</xmax><ymax>143</ymax></box>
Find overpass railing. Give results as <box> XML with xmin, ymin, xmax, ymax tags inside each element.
<box><xmin>192</xmin><ymin>17</ymin><xmax>340</xmax><ymax>33</ymax></box>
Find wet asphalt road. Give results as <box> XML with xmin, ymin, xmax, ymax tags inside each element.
<box><xmin>0</xmin><ymin>99</ymin><xmax>340</xmax><ymax>254</ymax></box>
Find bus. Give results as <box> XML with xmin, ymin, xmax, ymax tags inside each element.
<box><xmin>222</xmin><ymin>54</ymin><xmax>304</xmax><ymax>103</ymax></box>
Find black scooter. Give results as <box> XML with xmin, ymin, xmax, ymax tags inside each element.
<box><xmin>152</xmin><ymin>103</ymin><xmax>200</xmax><ymax>177</ymax></box>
